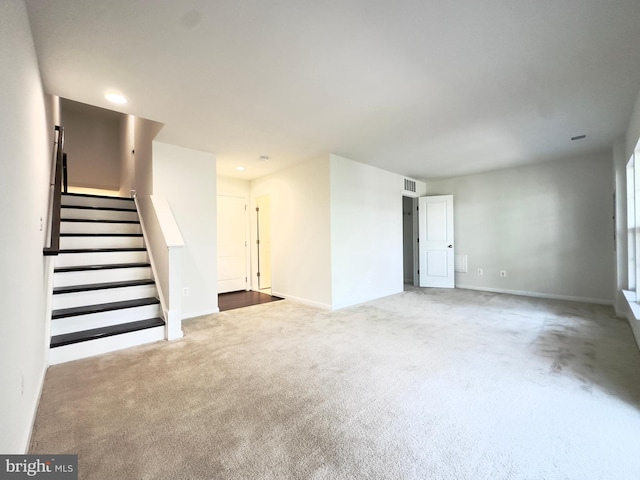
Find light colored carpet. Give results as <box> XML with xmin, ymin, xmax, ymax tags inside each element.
<box><xmin>30</xmin><ymin>287</ymin><xmax>640</xmax><ymax>479</ymax></box>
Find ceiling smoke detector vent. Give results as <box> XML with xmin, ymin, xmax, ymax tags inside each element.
<box><xmin>259</xmin><ymin>156</ymin><xmax>270</xmax><ymax>162</ymax></box>
<box><xmin>571</xmin><ymin>134</ymin><xmax>587</xmax><ymax>141</ymax></box>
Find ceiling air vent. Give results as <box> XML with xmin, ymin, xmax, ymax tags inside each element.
<box><xmin>404</xmin><ymin>178</ymin><xmax>416</xmax><ymax>193</ymax></box>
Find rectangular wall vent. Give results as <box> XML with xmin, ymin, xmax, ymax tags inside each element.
<box><xmin>404</xmin><ymin>178</ymin><xmax>416</xmax><ymax>193</ymax></box>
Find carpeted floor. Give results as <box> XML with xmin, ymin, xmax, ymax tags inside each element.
<box><xmin>30</xmin><ymin>287</ymin><xmax>640</xmax><ymax>479</ymax></box>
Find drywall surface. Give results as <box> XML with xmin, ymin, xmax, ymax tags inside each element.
<box><xmin>133</xmin><ymin>117</ymin><xmax>163</xmax><ymax>198</ymax></box>
<box><xmin>60</xmin><ymin>99</ymin><xmax>122</xmax><ymax>191</ymax></box>
<box><xmin>217</xmin><ymin>176</ymin><xmax>250</xmax><ymax>198</ymax></box>
<box><xmin>622</xmin><ymin>86</ymin><xmax>640</xmax><ymax>346</ymax></box>
<box><xmin>330</xmin><ymin>154</ymin><xmax>404</xmax><ymax>309</ymax></box>
<box><xmin>250</xmin><ymin>157</ymin><xmax>333</xmax><ymax>308</ymax></box>
<box><xmin>626</xmin><ymin>88</ymin><xmax>640</xmax><ymax>160</ymax></box>
<box><xmin>119</xmin><ymin>115</ymin><xmax>135</xmax><ymax>197</ymax></box>
<box><xmin>426</xmin><ymin>153</ymin><xmax>615</xmax><ymax>303</ymax></box>
<box><xmin>613</xmin><ymin>139</ymin><xmax>628</xmax><ymax>315</ymax></box>
<box><xmin>152</xmin><ymin>142</ymin><xmax>218</xmax><ymax>318</ymax></box>
<box><xmin>0</xmin><ymin>0</ymin><xmax>49</xmax><ymax>453</ymax></box>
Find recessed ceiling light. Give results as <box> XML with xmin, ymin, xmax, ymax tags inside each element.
<box><xmin>236</xmin><ymin>166</ymin><xmax>246</xmax><ymax>172</ymax></box>
<box><xmin>104</xmin><ymin>92</ymin><xmax>127</xmax><ymax>104</ymax></box>
<box><xmin>571</xmin><ymin>134</ymin><xmax>586</xmax><ymax>141</ymax></box>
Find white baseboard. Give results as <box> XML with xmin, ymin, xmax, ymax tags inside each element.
<box><xmin>24</xmin><ymin>363</ymin><xmax>47</xmax><ymax>453</ymax></box>
<box><xmin>456</xmin><ymin>284</ymin><xmax>613</xmax><ymax>306</ymax></box>
<box><xmin>181</xmin><ymin>308</ymin><xmax>219</xmax><ymax>320</ymax></box>
<box><xmin>271</xmin><ymin>292</ymin><xmax>331</xmax><ymax>310</ymax></box>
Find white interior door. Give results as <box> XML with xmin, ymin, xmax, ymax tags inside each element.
<box><xmin>217</xmin><ymin>195</ymin><xmax>247</xmax><ymax>293</ymax></box>
<box><xmin>419</xmin><ymin>195</ymin><xmax>455</xmax><ymax>288</ymax></box>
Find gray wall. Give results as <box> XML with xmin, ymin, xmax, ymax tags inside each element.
<box><xmin>60</xmin><ymin>99</ymin><xmax>122</xmax><ymax>191</ymax></box>
<box><xmin>426</xmin><ymin>152</ymin><xmax>615</xmax><ymax>303</ymax></box>
<box><xmin>0</xmin><ymin>0</ymin><xmax>50</xmax><ymax>453</ymax></box>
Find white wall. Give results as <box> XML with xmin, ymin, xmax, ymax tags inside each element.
<box><xmin>0</xmin><ymin>0</ymin><xmax>50</xmax><ymax>453</ymax></box>
<box><xmin>153</xmin><ymin>142</ymin><xmax>218</xmax><ymax>318</ymax></box>
<box><xmin>329</xmin><ymin>154</ymin><xmax>405</xmax><ymax>309</ymax></box>
<box><xmin>426</xmin><ymin>153</ymin><xmax>615</xmax><ymax>303</ymax></box>
<box><xmin>613</xmin><ymin>138</ymin><xmax>627</xmax><ymax>315</ymax></box>
<box><xmin>217</xmin><ymin>176</ymin><xmax>250</xmax><ymax>198</ymax></box>
<box><xmin>118</xmin><ymin>114</ymin><xmax>135</xmax><ymax>197</ymax></box>
<box><xmin>251</xmin><ymin>157</ymin><xmax>333</xmax><ymax>308</ymax></box>
<box><xmin>133</xmin><ymin>117</ymin><xmax>163</xmax><ymax>198</ymax></box>
<box><xmin>616</xmin><ymin>86</ymin><xmax>640</xmax><ymax>346</ymax></box>
<box><xmin>60</xmin><ymin>99</ymin><xmax>122</xmax><ymax>191</ymax></box>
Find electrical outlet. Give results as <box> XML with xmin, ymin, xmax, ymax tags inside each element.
<box><xmin>500</xmin><ymin>270</ymin><xmax>507</xmax><ymax>277</ymax></box>
<box><xmin>182</xmin><ymin>287</ymin><xmax>189</xmax><ymax>296</ymax></box>
<box><xmin>477</xmin><ymin>268</ymin><xmax>483</xmax><ymax>276</ymax></box>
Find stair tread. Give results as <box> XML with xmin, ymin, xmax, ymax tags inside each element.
<box><xmin>53</xmin><ymin>279</ymin><xmax>156</xmax><ymax>295</ymax></box>
<box><xmin>60</xmin><ymin>233</ymin><xmax>143</xmax><ymax>237</ymax></box>
<box><xmin>52</xmin><ymin>297</ymin><xmax>160</xmax><ymax>319</ymax></box>
<box><xmin>58</xmin><ymin>248</ymin><xmax>147</xmax><ymax>254</ymax></box>
<box><xmin>62</xmin><ymin>193</ymin><xmax>134</xmax><ymax>201</ymax></box>
<box><xmin>61</xmin><ymin>218</ymin><xmax>140</xmax><ymax>224</ymax></box>
<box><xmin>61</xmin><ymin>205</ymin><xmax>137</xmax><ymax>212</ymax></box>
<box><xmin>55</xmin><ymin>262</ymin><xmax>151</xmax><ymax>273</ymax></box>
<box><xmin>50</xmin><ymin>317</ymin><xmax>164</xmax><ymax>348</ymax></box>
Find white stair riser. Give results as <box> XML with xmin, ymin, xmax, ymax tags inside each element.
<box><xmin>61</xmin><ymin>222</ymin><xmax>141</xmax><ymax>234</ymax></box>
<box><xmin>49</xmin><ymin>326</ymin><xmax>165</xmax><ymax>365</ymax></box>
<box><xmin>60</xmin><ymin>236</ymin><xmax>144</xmax><ymax>249</ymax></box>
<box><xmin>61</xmin><ymin>208</ymin><xmax>139</xmax><ymax>222</ymax></box>
<box><xmin>51</xmin><ymin>303</ymin><xmax>162</xmax><ymax>336</ymax></box>
<box><xmin>53</xmin><ymin>285</ymin><xmax>158</xmax><ymax>310</ymax></box>
<box><xmin>61</xmin><ymin>195</ymin><xmax>135</xmax><ymax>210</ymax></box>
<box><xmin>54</xmin><ymin>250</ymin><xmax>148</xmax><ymax>268</ymax></box>
<box><xmin>54</xmin><ymin>267</ymin><xmax>152</xmax><ymax>287</ymax></box>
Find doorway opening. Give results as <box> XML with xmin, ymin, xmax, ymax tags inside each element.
<box><xmin>256</xmin><ymin>194</ymin><xmax>272</xmax><ymax>294</ymax></box>
<box><xmin>402</xmin><ymin>196</ymin><xmax>419</xmax><ymax>288</ymax></box>
<box><xmin>218</xmin><ymin>290</ymin><xmax>283</xmax><ymax>312</ymax></box>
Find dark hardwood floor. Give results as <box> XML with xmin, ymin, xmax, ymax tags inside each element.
<box><xmin>218</xmin><ymin>290</ymin><xmax>283</xmax><ymax>312</ymax></box>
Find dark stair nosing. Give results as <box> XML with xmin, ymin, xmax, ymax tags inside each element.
<box><xmin>53</xmin><ymin>279</ymin><xmax>156</xmax><ymax>295</ymax></box>
<box><xmin>58</xmin><ymin>247</ymin><xmax>147</xmax><ymax>254</ymax></box>
<box><xmin>62</xmin><ymin>192</ymin><xmax>134</xmax><ymax>201</ymax></box>
<box><xmin>50</xmin><ymin>317</ymin><xmax>165</xmax><ymax>348</ymax></box>
<box><xmin>55</xmin><ymin>262</ymin><xmax>151</xmax><ymax>273</ymax></box>
<box><xmin>61</xmin><ymin>205</ymin><xmax>137</xmax><ymax>213</ymax></box>
<box><xmin>60</xmin><ymin>233</ymin><xmax>143</xmax><ymax>237</ymax></box>
<box><xmin>61</xmin><ymin>218</ymin><xmax>140</xmax><ymax>224</ymax></box>
<box><xmin>52</xmin><ymin>297</ymin><xmax>160</xmax><ymax>319</ymax></box>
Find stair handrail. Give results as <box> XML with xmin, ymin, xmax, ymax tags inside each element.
<box><xmin>43</xmin><ymin>125</ymin><xmax>65</xmax><ymax>256</ymax></box>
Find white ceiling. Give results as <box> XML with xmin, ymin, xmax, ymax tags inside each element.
<box><xmin>25</xmin><ymin>0</ymin><xmax>640</xmax><ymax>181</ymax></box>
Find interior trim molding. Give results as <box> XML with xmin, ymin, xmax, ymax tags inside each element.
<box><xmin>456</xmin><ymin>284</ymin><xmax>613</xmax><ymax>306</ymax></box>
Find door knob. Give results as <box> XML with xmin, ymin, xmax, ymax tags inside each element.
<box><xmin>448</xmin><ymin>245</ymin><xmax>453</xmax><ymax>248</ymax></box>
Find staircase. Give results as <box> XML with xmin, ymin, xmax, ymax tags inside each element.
<box><xmin>49</xmin><ymin>193</ymin><xmax>165</xmax><ymax>364</ymax></box>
